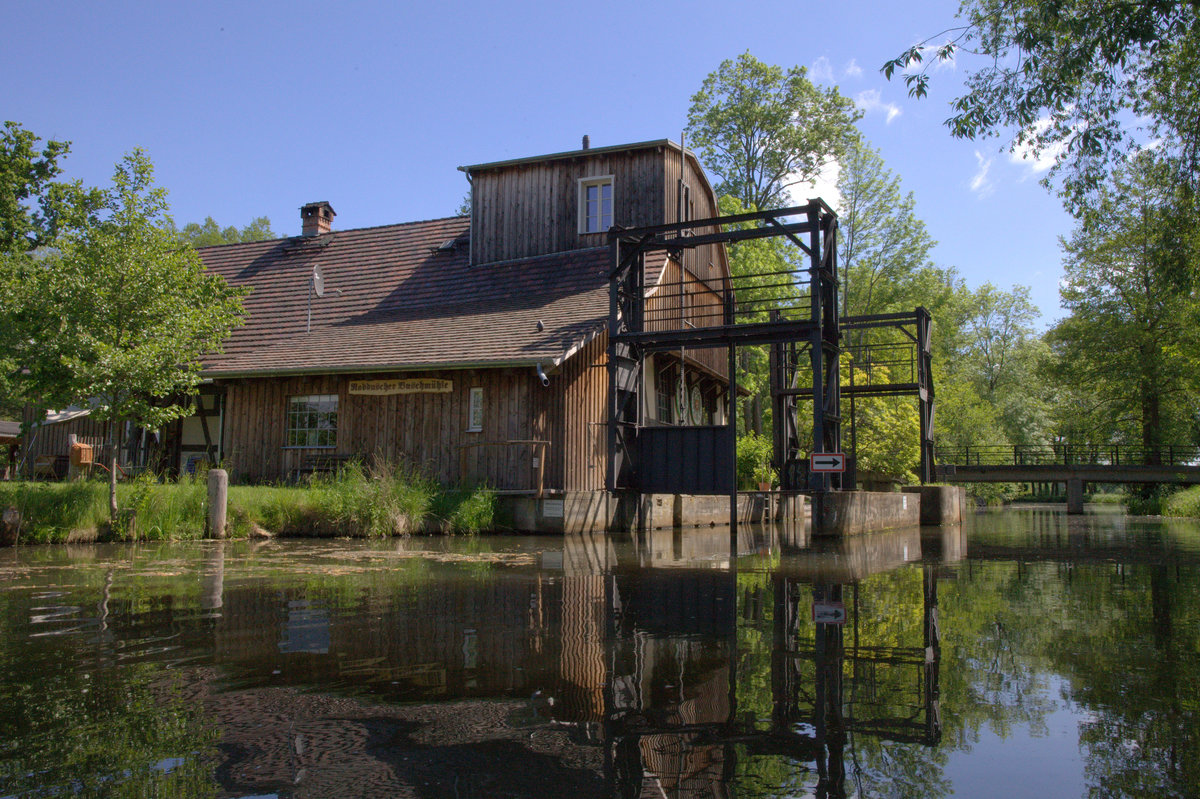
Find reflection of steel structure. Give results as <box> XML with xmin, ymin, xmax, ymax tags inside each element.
<box><xmin>557</xmin><ymin>547</ymin><xmax>943</xmax><ymax>798</ymax></box>
<box><xmin>772</xmin><ymin>575</ymin><xmax>942</xmax><ymax>744</ymax></box>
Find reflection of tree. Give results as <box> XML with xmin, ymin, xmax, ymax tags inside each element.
<box><xmin>0</xmin><ymin>662</ymin><xmax>219</xmax><ymax>797</ymax></box>
<box><xmin>1048</xmin><ymin>562</ymin><xmax>1200</xmax><ymax>795</ymax></box>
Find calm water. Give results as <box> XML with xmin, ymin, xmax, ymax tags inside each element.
<box><xmin>1</xmin><ymin>506</ymin><xmax>1199</xmax><ymax>798</ymax></box>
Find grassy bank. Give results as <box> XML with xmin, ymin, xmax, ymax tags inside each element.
<box><xmin>1161</xmin><ymin>486</ymin><xmax>1200</xmax><ymax>518</ymax></box>
<box><xmin>0</xmin><ymin>464</ymin><xmax>500</xmax><ymax>544</ymax></box>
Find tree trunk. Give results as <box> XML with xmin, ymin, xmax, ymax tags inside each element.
<box><xmin>1142</xmin><ymin>379</ymin><xmax>1162</xmax><ymax>466</ymax></box>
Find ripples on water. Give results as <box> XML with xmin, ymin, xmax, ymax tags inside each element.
<box><xmin>1</xmin><ymin>506</ymin><xmax>1198</xmax><ymax>798</ymax></box>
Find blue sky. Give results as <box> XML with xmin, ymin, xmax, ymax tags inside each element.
<box><xmin>4</xmin><ymin>0</ymin><xmax>1072</xmax><ymax>325</ymax></box>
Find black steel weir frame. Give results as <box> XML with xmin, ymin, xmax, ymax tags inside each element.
<box><xmin>606</xmin><ymin>201</ymin><xmax>936</xmax><ymax>533</ymax></box>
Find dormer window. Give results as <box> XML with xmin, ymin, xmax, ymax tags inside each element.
<box><xmin>578</xmin><ymin>176</ymin><xmax>613</xmax><ymax>234</ymax></box>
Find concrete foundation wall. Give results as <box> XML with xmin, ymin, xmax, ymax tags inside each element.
<box><xmin>502</xmin><ymin>490</ymin><xmax>923</xmax><ymax>536</ymax></box>
<box><xmin>498</xmin><ymin>491</ymin><xmax>808</xmax><ymax>534</ymax></box>
<box><xmin>902</xmin><ymin>485</ymin><xmax>968</xmax><ymax>525</ymax></box>
<box><xmin>815</xmin><ymin>491</ymin><xmax>920</xmax><ymax>538</ymax></box>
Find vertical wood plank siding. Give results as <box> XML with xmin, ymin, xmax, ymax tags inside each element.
<box><xmin>18</xmin><ymin>406</ymin><xmax>109</xmax><ymax>473</ymax></box>
<box><xmin>219</xmin><ymin>360</ymin><xmax>603</xmax><ymax>490</ymax></box>
<box><xmin>560</xmin><ymin>333</ymin><xmax>608</xmax><ymax>491</ymax></box>
<box><xmin>471</xmin><ymin>149</ymin><xmax>666</xmax><ymax>265</ymax></box>
<box><xmin>664</xmin><ymin>152</ymin><xmax>727</xmax><ymax>288</ymax></box>
<box><xmin>644</xmin><ymin>260</ymin><xmax>728</xmax><ymax>378</ymax></box>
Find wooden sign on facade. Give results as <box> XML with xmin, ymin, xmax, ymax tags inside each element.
<box><xmin>349</xmin><ymin>378</ymin><xmax>453</xmax><ymax>396</ymax></box>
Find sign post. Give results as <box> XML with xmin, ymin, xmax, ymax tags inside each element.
<box><xmin>810</xmin><ymin>452</ymin><xmax>846</xmax><ymax>473</ymax></box>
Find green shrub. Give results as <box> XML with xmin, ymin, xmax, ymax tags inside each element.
<box><xmin>963</xmin><ymin>482</ymin><xmax>1020</xmax><ymax>506</ymax></box>
<box><xmin>1127</xmin><ymin>485</ymin><xmax>1173</xmax><ymax>515</ymax></box>
<box><xmin>436</xmin><ymin>485</ymin><xmax>498</xmax><ymax>534</ymax></box>
<box><xmin>737</xmin><ymin>433</ymin><xmax>772</xmax><ymax>490</ymax></box>
<box><xmin>1161</xmin><ymin>486</ymin><xmax>1200</xmax><ymax>518</ymax></box>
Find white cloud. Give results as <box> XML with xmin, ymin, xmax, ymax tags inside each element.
<box><xmin>854</xmin><ymin>89</ymin><xmax>901</xmax><ymax>124</ymax></box>
<box><xmin>917</xmin><ymin>43</ymin><xmax>957</xmax><ymax>72</ymax></box>
<box><xmin>788</xmin><ymin>158</ymin><xmax>842</xmax><ymax>213</ymax></box>
<box><xmin>970</xmin><ymin>150</ymin><xmax>994</xmax><ymax>197</ymax></box>
<box><xmin>1009</xmin><ymin>114</ymin><xmax>1080</xmax><ymax>176</ymax></box>
<box><xmin>843</xmin><ymin>59</ymin><xmax>863</xmax><ymax>79</ymax></box>
<box><xmin>811</xmin><ymin>56</ymin><xmax>834</xmax><ymax>83</ymax></box>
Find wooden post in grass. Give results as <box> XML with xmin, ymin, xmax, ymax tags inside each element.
<box><xmin>207</xmin><ymin>468</ymin><xmax>228</xmax><ymax>539</ymax></box>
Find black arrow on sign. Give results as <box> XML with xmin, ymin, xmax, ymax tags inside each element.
<box><xmin>813</xmin><ymin>456</ymin><xmax>842</xmax><ymax>468</ymax></box>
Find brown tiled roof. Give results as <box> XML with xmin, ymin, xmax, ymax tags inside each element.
<box><xmin>198</xmin><ymin>217</ymin><xmax>655</xmax><ymax>377</ymax></box>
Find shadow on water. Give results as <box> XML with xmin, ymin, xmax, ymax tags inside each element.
<box><xmin>0</xmin><ymin>506</ymin><xmax>1198</xmax><ymax>797</ymax></box>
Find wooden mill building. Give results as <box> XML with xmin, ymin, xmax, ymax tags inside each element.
<box><xmin>18</xmin><ymin>139</ymin><xmax>735</xmax><ymax>524</ymax></box>
<box><xmin>170</xmin><ymin>139</ymin><xmax>730</xmax><ymax>512</ymax></box>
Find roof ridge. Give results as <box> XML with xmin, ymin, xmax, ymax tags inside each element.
<box><xmin>195</xmin><ymin>215</ymin><xmax>468</xmax><ymax>251</ymax></box>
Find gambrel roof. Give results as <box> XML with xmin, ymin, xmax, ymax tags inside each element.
<box><xmin>198</xmin><ymin>216</ymin><xmax>664</xmax><ymax>377</ymax></box>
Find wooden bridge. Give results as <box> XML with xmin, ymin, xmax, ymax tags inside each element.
<box><xmin>935</xmin><ymin>445</ymin><xmax>1200</xmax><ymax>513</ymax></box>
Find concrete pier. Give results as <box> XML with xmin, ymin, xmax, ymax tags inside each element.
<box><xmin>1067</xmin><ymin>478</ymin><xmax>1084</xmax><ymax>514</ymax></box>
<box><xmin>902</xmin><ymin>485</ymin><xmax>968</xmax><ymax>525</ymax></box>
<box><xmin>501</xmin><ymin>491</ymin><xmax>808</xmax><ymax>534</ymax></box>
<box><xmin>813</xmin><ymin>491</ymin><xmax>921</xmax><ymax>538</ymax></box>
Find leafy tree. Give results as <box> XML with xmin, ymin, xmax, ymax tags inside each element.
<box><xmin>0</xmin><ymin>123</ymin><xmax>105</xmax><ymax>420</ymax></box>
<box><xmin>0</xmin><ymin>122</ymin><xmax>105</xmax><ymax>255</ymax></box>
<box><xmin>883</xmin><ymin>0</ymin><xmax>1200</xmax><ymax>208</ymax></box>
<box><xmin>1</xmin><ymin>150</ymin><xmax>246</xmax><ymax>523</ymax></box>
<box><xmin>962</xmin><ymin>283</ymin><xmax>1039</xmax><ymax>397</ymax></box>
<box><xmin>687</xmin><ymin>52</ymin><xmax>860</xmax><ymax>211</ymax></box>
<box><xmin>1046</xmin><ymin>152</ymin><xmax>1200</xmax><ymax>457</ymax></box>
<box><xmin>840</xmin><ymin>138</ymin><xmax>940</xmax><ymax>326</ymax></box>
<box><xmin>172</xmin><ymin>215</ymin><xmax>275</xmax><ymax>247</ymax></box>
<box><xmin>845</xmin><ymin>361</ymin><xmax>921</xmax><ymax>480</ymax></box>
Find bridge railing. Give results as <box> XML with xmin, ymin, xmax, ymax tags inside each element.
<box><xmin>936</xmin><ymin>444</ymin><xmax>1200</xmax><ymax>468</ymax></box>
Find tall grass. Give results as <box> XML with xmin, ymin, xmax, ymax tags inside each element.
<box><xmin>0</xmin><ymin>481</ymin><xmax>108</xmax><ymax>543</ymax></box>
<box><xmin>1162</xmin><ymin>486</ymin><xmax>1200</xmax><ymax>519</ymax></box>
<box><xmin>0</xmin><ymin>462</ymin><xmax>502</xmax><ymax>543</ymax></box>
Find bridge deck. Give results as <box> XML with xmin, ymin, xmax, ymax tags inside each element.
<box><xmin>937</xmin><ymin>463</ymin><xmax>1200</xmax><ymax>484</ymax></box>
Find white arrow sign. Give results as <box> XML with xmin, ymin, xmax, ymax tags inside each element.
<box><xmin>810</xmin><ymin>453</ymin><xmax>846</xmax><ymax>473</ymax></box>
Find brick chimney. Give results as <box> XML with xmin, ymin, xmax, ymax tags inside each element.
<box><xmin>300</xmin><ymin>201</ymin><xmax>336</xmax><ymax>236</ymax></box>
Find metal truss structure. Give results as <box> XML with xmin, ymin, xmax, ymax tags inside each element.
<box><xmin>607</xmin><ymin>201</ymin><xmax>935</xmax><ymax>529</ymax></box>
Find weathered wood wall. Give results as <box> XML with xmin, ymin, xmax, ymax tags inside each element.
<box><xmin>644</xmin><ymin>260</ymin><xmax>728</xmax><ymax>379</ymax></box>
<box><xmin>18</xmin><ymin>407</ymin><xmax>108</xmax><ymax>476</ymax></box>
<box><xmin>220</xmin><ymin>367</ymin><xmax>564</xmax><ymax>488</ymax></box>
<box><xmin>664</xmin><ymin>149</ymin><xmax>727</xmax><ymax>286</ymax></box>
<box><xmin>471</xmin><ymin>148</ymin><xmax>666</xmax><ymax>265</ymax></box>
<box><xmin>218</xmin><ymin>358</ymin><xmax>613</xmax><ymax>491</ymax></box>
<box><xmin>560</xmin><ymin>333</ymin><xmax>608</xmax><ymax>491</ymax></box>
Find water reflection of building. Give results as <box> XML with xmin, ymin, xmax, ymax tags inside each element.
<box><xmin>181</xmin><ymin>527</ymin><xmax>955</xmax><ymax>798</ymax></box>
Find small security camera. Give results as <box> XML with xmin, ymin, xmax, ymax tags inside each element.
<box><xmin>536</xmin><ymin>363</ymin><xmax>550</xmax><ymax>387</ymax></box>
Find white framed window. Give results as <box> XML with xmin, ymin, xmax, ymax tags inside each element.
<box><xmin>467</xmin><ymin>387</ymin><xmax>484</xmax><ymax>432</ymax></box>
<box><xmin>286</xmin><ymin>394</ymin><xmax>338</xmax><ymax>448</ymax></box>
<box><xmin>578</xmin><ymin>175</ymin><xmax>614</xmax><ymax>234</ymax></box>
